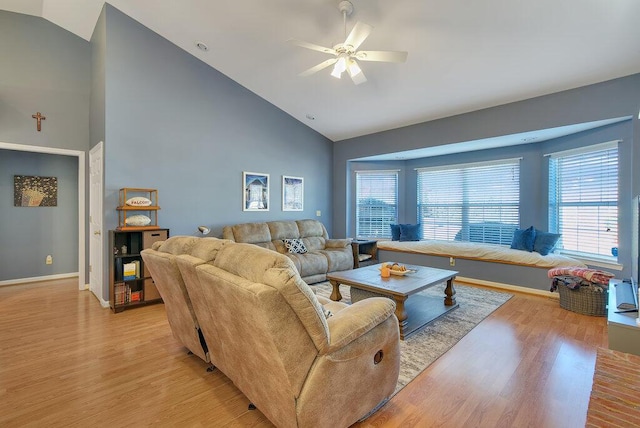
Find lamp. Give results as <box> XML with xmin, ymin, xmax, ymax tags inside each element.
<box><xmin>197</xmin><ymin>226</ymin><xmax>210</xmax><ymax>235</ymax></box>
<box><xmin>331</xmin><ymin>55</ymin><xmax>348</xmax><ymax>78</ymax></box>
<box><xmin>347</xmin><ymin>58</ymin><xmax>361</xmax><ymax>77</ymax></box>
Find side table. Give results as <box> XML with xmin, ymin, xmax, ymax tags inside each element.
<box><xmin>351</xmin><ymin>240</ymin><xmax>378</xmax><ymax>268</ymax></box>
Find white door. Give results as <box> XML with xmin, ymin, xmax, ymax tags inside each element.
<box><xmin>89</xmin><ymin>142</ymin><xmax>104</xmax><ymax>301</ymax></box>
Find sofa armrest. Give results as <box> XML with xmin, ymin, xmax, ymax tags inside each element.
<box><xmin>324</xmin><ymin>238</ymin><xmax>352</xmax><ymax>249</ymax></box>
<box><xmin>324</xmin><ymin>297</ymin><xmax>396</xmax><ymax>352</ymax></box>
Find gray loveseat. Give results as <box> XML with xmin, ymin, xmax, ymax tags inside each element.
<box><xmin>222</xmin><ymin>219</ymin><xmax>353</xmax><ymax>284</ymax></box>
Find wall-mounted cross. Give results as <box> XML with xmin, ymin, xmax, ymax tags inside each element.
<box><xmin>32</xmin><ymin>112</ymin><xmax>46</xmax><ymax>132</ymax></box>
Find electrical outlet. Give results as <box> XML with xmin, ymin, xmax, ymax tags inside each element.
<box><xmin>46</xmin><ymin>255</ymin><xmax>53</xmax><ymax>265</ymax></box>
<box><xmin>449</xmin><ymin>257</ymin><xmax>455</xmax><ymax>266</ymax></box>
<box><xmin>316</xmin><ymin>210</ymin><xmax>321</xmax><ymax>217</ymax></box>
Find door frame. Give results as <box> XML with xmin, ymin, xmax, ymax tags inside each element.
<box><xmin>89</xmin><ymin>142</ymin><xmax>104</xmax><ymax>303</ymax></box>
<box><xmin>0</xmin><ymin>141</ymin><xmax>85</xmax><ymax>291</ymax></box>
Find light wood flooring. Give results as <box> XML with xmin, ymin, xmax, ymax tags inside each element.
<box><xmin>0</xmin><ymin>278</ymin><xmax>607</xmax><ymax>427</ymax></box>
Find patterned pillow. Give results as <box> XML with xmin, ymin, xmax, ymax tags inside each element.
<box><xmin>283</xmin><ymin>238</ymin><xmax>307</xmax><ymax>254</ymax></box>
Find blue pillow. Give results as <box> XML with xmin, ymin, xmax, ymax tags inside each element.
<box><xmin>533</xmin><ymin>229</ymin><xmax>561</xmax><ymax>256</ymax></box>
<box><xmin>510</xmin><ymin>226</ymin><xmax>536</xmax><ymax>252</ymax></box>
<box><xmin>390</xmin><ymin>224</ymin><xmax>401</xmax><ymax>241</ymax></box>
<box><xmin>399</xmin><ymin>224</ymin><xmax>421</xmax><ymax>241</ymax></box>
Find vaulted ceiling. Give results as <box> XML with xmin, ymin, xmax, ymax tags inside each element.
<box><xmin>3</xmin><ymin>0</ymin><xmax>640</xmax><ymax>143</ymax></box>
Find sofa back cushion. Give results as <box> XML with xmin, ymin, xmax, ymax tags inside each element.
<box><xmin>223</xmin><ymin>222</ymin><xmax>271</xmax><ymax>244</ymax></box>
<box><xmin>268</xmin><ymin>221</ymin><xmax>300</xmax><ymax>240</ymax></box>
<box><xmin>195</xmin><ymin>263</ymin><xmax>316</xmax><ymax>426</ymax></box>
<box><xmin>213</xmin><ymin>243</ymin><xmax>329</xmax><ymax>348</ymax></box>
<box><xmin>188</xmin><ymin>237</ymin><xmax>232</xmax><ymax>261</ymax></box>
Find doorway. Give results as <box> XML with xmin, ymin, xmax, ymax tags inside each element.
<box><xmin>0</xmin><ymin>141</ymin><xmax>85</xmax><ymax>291</ymax></box>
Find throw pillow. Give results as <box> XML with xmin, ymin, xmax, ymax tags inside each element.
<box><xmin>399</xmin><ymin>223</ymin><xmax>421</xmax><ymax>241</ymax></box>
<box><xmin>283</xmin><ymin>238</ymin><xmax>307</xmax><ymax>254</ymax></box>
<box><xmin>510</xmin><ymin>226</ymin><xmax>536</xmax><ymax>252</ymax></box>
<box><xmin>390</xmin><ymin>224</ymin><xmax>401</xmax><ymax>241</ymax></box>
<box><xmin>533</xmin><ymin>229</ymin><xmax>561</xmax><ymax>256</ymax></box>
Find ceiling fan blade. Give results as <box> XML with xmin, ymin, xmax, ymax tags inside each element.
<box><xmin>347</xmin><ymin>62</ymin><xmax>367</xmax><ymax>85</ymax></box>
<box><xmin>299</xmin><ymin>58</ymin><xmax>338</xmax><ymax>77</ymax></box>
<box><xmin>344</xmin><ymin>21</ymin><xmax>372</xmax><ymax>50</ymax></box>
<box><xmin>356</xmin><ymin>50</ymin><xmax>408</xmax><ymax>63</ymax></box>
<box><xmin>287</xmin><ymin>39</ymin><xmax>336</xmax><ymax>55</ymax></box>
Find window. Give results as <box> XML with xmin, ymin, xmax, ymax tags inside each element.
<box><xmin>417</xmin><ymin>159</ymin><xmax>520</xmax><ymax>245</ymax></box>
<box><xmin>548</xmin><ymin>141</ymin><xmax>618</xmax><ymax>259</ymax></box>
<box><xmin>355</xmin><ymin>170</ymin><xmax>398</xmax><ymax>238</ymax></box>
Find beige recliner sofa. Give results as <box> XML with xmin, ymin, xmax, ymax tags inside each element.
<box><xmin>222</xmin><ymin>219</ymin><xmax>353</xmax><ymax>284</ymax></box>
<box><xmin>140</xmin><ymin>236</ymin><xmax>211</xmax><ymax>363</ymax></box>
<box><xmin>143</xmin><ymin>236</ymin><xmax>400</xmax><ymax>428</ymax></box>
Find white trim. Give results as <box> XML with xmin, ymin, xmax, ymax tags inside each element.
<box><xmin>415</xmin><ymin>157</ymin><xmax>522</xmax><ymax>172</ymax></box>
<box><xmin>544</xmin><ymin>140</ymin><xmax>620</xmax><ymax>158</ymax></box>
<box><xmin>0</xmin><ymin>272</ymin><xmax>79</xmax><ymax>287</ymax></box>
<box><xmin>0</xmin><ymin>141</ymin><xmax>85</xmax><ymax>291</ymax></box>
<box><xmin>455</xmin><ymin>276</ymin><xmax>560</xmax><ymax>299</ymax></box>
<box><xmin>353</xmin><ymin>169</ymin><xmax>401</xmax><ymax>174</ymax></box>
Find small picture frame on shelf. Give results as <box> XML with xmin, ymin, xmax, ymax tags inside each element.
<box><xmin>282</xmin><ymin>175</ymin><xmax>303</xmax><ymax>211</ymax></box>
<box><xmin>243</xmin><ymin>171</ymin><xmax>269</xmax><ymax>211</ymax></box>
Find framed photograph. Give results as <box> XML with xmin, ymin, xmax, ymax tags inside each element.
<box><xmin>243</xmin><ymin>171</ymin><xmax>269</xmax><ymax>211</ymax></box>
<box><xmin>282</xmin><ymin>175</ymin><xmax>304</xmax><ymax>211</ymax></box>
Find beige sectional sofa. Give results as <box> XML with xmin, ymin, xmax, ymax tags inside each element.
<box><xmin>222</xmin><ymin>219</ymin><xmax>353</xmax><ymax>284</ymax></box>
<box><xmin>141</xmin><ymin>236</ymin><xmax>400</xmax><ymax>428</ymax></box>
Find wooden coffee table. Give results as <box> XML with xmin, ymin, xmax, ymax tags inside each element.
<box><xmin>327</xmin><ymin>263</ymin><xmax>458</xmax><ymax>340</ymax></box>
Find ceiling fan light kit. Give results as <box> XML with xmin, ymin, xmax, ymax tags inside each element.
<box><xmin>289</xmin><ymin>0</ymin><xmax>407</xmax><ymax>85</ymax></box>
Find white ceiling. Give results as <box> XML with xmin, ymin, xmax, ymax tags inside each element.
<box><xmin>3</xmin><ymin>0</ymin><xmax>640</xmax><ymax>144</ymax></box>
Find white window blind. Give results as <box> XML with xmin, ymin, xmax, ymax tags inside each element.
<box><xmin>356</xmin><ymin>170</ymin><xmax>398</xmax><ymax>238</ymax></box>
<box><xmin>417</xmin><ymin>159</ymin><xmax>520</xmax><ymax>245</ymax></box>
<box><xmin>548</xmin><ymin>142</ymin><xmax>618</xmax><ymax>258</ymax></box>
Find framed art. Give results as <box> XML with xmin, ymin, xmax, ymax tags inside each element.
<box><xmin>243</xmin><ymin>171</ymin><xmax>269</xmax><ymax>211</ymax></box>
<box><xmin>282</xmin><ymin>175</ymin><xmax>303</xmax><ymax>211</ymax></box>
<box><xmin>14</xmin><ymin>175</ymin><xmax>58</xmax><ymax>207</ymax></box>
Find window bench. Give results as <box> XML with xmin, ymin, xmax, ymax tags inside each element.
<box><xmin>376</xmin><ymin>240</ymin><xmax>587</xmax><ymax>294</ymax></box>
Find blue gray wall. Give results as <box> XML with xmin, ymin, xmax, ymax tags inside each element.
<box><xmin>98</xmin><ymin>6</ymin><xmax>332</xmax><ymax>233</ymax></box>
<box><xmin>0</xmin><ymin>151</ymin><xmax>79</xmax><ymax>280</ymax></box>
<box><xmin>95</xmin><ymin>5</ymin><xmax>333</xmax><ymax>300</ymax></box>
<box><xmin>0</xmin><ymin>10</ymin><xmax>90</xmax><ymax>282</ymax></box>
<box><xmin>334</xmin><ymin>75</ymin><xmax>640</xmax><ymax>279</ymax></box>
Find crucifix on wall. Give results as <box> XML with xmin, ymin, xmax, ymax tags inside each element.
<box><xmin>32</xmin><ymin>112</ymin><xmax>46</xmax><ymax>131</ymax></box>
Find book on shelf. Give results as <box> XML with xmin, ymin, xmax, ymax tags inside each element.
<box><xmin>123</xmin><ymin>262</ymin><xmax>137</xmax><ymax>280</ymax></box>
<box><xmin>115</xmin><ymin>283</ymin><xmax>128</xmax><ymax>305</ymax></box>
<box><xmin>130</xmin><ymin>290</ymin><xmax>143</xmax><ymax>302</ymax></box>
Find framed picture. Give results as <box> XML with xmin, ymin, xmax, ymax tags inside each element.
<box><xmin>14</xmin><ymin>175</ymin><xmax>58</xmax><ymax>207</ymax></box>
<box><xmin>243</xmin><ymin>171</ymin><xmax>269</xmax><ymax>211</ymax></box>
<box><xmin>282</xmin><ymin>176</ymin><xmax>304</xmax><ymax>211</ymax></box>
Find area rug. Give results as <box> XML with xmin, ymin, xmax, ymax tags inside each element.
<box><xmin>313</xmin><ymin>282</ymin><xmax>512</xmax><ymax>395</ymax></box>
<box><xmin>586</xmin><ymin>347</ymin><xmax>640</xmax><ymax>427</ymax></box>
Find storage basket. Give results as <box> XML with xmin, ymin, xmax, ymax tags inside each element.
<box><xmin>556</xmin><ymin>281</ymin><xmax>608</xmax><ymax>316</ymax></box>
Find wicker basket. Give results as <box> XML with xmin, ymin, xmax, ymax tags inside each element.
<box><xmin>557</xmin><ymin>283</ymin><xmax>608</xmax><ymax>316</ymax></box>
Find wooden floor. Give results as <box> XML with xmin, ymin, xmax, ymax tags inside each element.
<box><xmin>0</xmin><ymin>279</ymin><xmax>607</xmax><ymax>427</ymax></box>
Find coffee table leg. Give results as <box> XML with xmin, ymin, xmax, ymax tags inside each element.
<box><xmin>394</xmin><ymin>295</ymin><xmax>408</xmax><ymax>338</ymax></box>
<box><xmin>444</xmin><ymin>277</ymin><xmax>456</xmax><ymax>306</ymax></box>
<box><xmin>329</xmin><ymin>280</ymin><xmax>342</xmax><ymax>301</ymax></box>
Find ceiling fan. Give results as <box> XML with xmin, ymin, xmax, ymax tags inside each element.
<box><xmin>288</xmin><ymin>0</ymin><xmax>408</xmax><ymax>85</ymax></box>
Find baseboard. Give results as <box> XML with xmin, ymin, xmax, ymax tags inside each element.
<box><xmin>0</xmin><ymin>272</ymin><xmax>79</xmax><ymax>287</ymax></box>
<box><xmin>456</xmin><ymin>276</ymin><xmax>559</xmax><ymax>299</ymax></box>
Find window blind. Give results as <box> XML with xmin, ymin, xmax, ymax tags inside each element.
<box><xmin>355</xmin><ymin>170</ymin><xmax>398</xmax><ymax>238</ymax></box>
<box><xmin>417</xmin><ymin>159</ymin><xmax>520</xmax><ymax>244</ymax></box>
<box><xmin>549</xmin><ymin>142</ymin><xmax>618</xmax><ymax>258</ymax></box>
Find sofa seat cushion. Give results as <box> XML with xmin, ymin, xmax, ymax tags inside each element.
<box><xmin>319</xmin><ymin>248</ymin><xmax>353</xmax><ymax>272</ymax></box>
<box><xmin>286</xmin><ymin>251</ymin><xmax>328</xmax><ymax>277</ymax></box>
